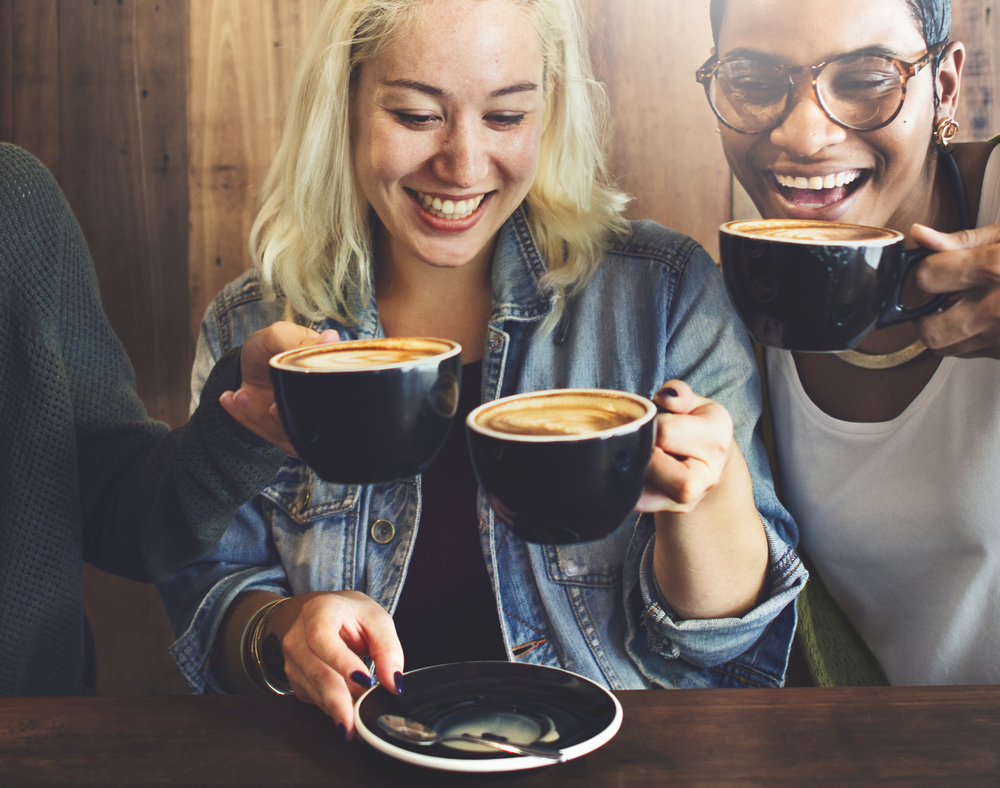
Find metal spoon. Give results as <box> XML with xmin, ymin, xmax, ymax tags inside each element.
<box><xmin>376</xmin><ymin>714</ymin><xmax>567</xmax><ymax>762</ymax></box>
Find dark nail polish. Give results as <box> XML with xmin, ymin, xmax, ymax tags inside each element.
<box><xmin>661</xmin><ymin>387</ymin><xmax>679</xmax><ymax>398</ymax></box>
<box><xmin>337</xmin><ymin>723</ymin><xmax>348</xmax><ymax>742</ymax></box>
<box><xmin>394</xmin><ymin>671</ymin><xmax>405</xmax><ymax>695</ymax></box>
<box><xmin>350</xmin><ymin>670</ymin><xmax>372</xmax><ymax>689</ymax></box>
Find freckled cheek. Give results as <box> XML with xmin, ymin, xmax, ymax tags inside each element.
<box><xmin>367</xmin><ymin>132</ymin><xmax>436</xmax><ymax>184</ymax></box>
<box><xmin>493</xmin><ymin>130</ymin><xmax>543</xmax><ymax>186</ymax></box>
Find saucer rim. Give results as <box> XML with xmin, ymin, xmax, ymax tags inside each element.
<box><xmin>353</xmin><ymin>661</ymin><xmax>623</xmax><ymax>773</ymax></box>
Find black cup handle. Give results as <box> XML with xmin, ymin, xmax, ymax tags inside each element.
<box><xmin>877</xmin><ymin>247</ymin><xmax>953</xmax><ymax>329</ymax></box>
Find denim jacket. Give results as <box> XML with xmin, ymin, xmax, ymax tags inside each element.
<box><xmin>159</xmin><ymin>211</ymin><xmax>806</xmax><ymax>693</ymax></box>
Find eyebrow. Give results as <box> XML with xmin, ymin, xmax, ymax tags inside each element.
<box><xmin>380</xmin><ymin>79</ymin><xmax>539</xmax><ymax>98</ymax></box>
<box><xmin>721</xmin><ymin>44</ymin><xmax>908</xmax><ymax>63</ymax></box>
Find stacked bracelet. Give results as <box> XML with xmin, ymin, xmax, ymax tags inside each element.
<box><xmin>241</xmin><ymin>597</ymin><xmax>293</xmax><ymax>695</ymax></box>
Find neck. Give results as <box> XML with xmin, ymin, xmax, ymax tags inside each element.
<box><xmin>373</xmin><ymin>225</ymin><xmax>494</xmax><ymax>361</ymax></box>
<box><xmin>886</xmin><ymin>148</ymin><xmax>962</xmax><ymax>244</ymax></box>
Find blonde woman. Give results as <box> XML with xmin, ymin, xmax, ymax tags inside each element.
<box><xmin>160</xmin><ymin>0</ymin><xmax>805</xmax><ymax>737</ymax></box>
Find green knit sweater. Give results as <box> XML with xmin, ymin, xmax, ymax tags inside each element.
<box><xmin>0</xmin><ymin>143</ymin><xmax>285</xmax><ymax>695</ymax></box>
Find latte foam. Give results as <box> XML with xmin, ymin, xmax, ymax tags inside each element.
<box><xmin>272</xmin><ymin>337</ymin><xmax>458</xmax><ymax>372</ymax></box>
<box><xmin>726</xmin><ymin>219</ymin><xmax>899</xmax><ymax>245</ymax></box>
<box><xmin>474</xmin><ymin>392</ymin><xmax>649</xmax><ymax>437</ymax></box>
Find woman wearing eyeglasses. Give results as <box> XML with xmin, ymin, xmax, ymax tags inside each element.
<box><xmin>700</xmin><ymin>0</ymin><xmax>1000</xmax><ymax>686</ymax></box>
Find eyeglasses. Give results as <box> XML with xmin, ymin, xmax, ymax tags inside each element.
<box><xmin>695</xmin><ymin>42</ymin><xmax>947</xmax><ymax>134</ymax></box>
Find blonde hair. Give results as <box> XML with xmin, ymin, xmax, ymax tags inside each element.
<box><xmin>250</xmin><ymin>0</ymin><xmax>629</xmax><ymax>327</ymax></box>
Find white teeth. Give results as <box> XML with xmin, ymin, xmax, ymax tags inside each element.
<box><xmin>775</xmin><ymin>169</ymin><xmax>861</xmax><ymax>191</ymax></box>
<box><xmin>415</xmin><ymin>191</ymin><xmax>485</xmax><ymax>220</ymax></box>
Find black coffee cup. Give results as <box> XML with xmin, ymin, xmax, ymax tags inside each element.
<box><xmin>720</xmin><ymin>219</ymin><xmax>949</xmax><ymax>351</ymax></box>
<box><xmin>466</xmin><ymin>389</ymin><xmax>658</xmax><ymax>544</ymax></box>
<box><xmin>269</xmin><ymin>337</ymin><xmax>462</xmax><ymax>483</ymax></box>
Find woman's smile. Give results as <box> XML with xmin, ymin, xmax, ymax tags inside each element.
<box><xmin>350</xmin><ymin>0</ymin><xmax>545</xmax><ymax>273</ymax></box>
<box><xmin>409</xmin><ymin>189</ymin><xmax>489</xmax><ymax>222</ymax></box>
<box><xmin>767</xmin><ymin>168</ymin><xmax>869</xmax><ymax>216</ymax></box>
<box><xmin>716</xmin><ymin>0</ymin><xmax>939</xmax><ymax>231</ymax></box>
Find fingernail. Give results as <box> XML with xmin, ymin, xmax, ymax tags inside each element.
<box><xmin>661</xmin><ymin>387</ymin><xmax>679</xmax><ymax>398</ymax></box>
<box><xmin>394</xmin><ymin>671</ymin><xmax>405</xmax><ymax>695</ymax></box>
<box><xmin>233</xmin><ymin>390</ymin><xmax>251</xmax><ymax>409</ymax></box>
<box><xmin>350</xmin><ymin>670</ymin><xmax>372</xmax><ymax>689</ymax></box>
<box><xmin>337</xmin><ymin>723</ymin><xmax>348</xmax><ymax>742</ymax></box>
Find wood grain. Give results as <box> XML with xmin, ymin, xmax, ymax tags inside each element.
<box><xmin>0</xmin><ymin>0</ymin><xmax>59</xmax><ymax>176</ymax></box>
<box><xmin>188</xmin><ymin>0</ymin><xmax>322</xmax><ymax>350</ymax></box>
<box><xmin>587</xmin><ymin>0</ymin><xmax>730</xmax><ymax>260</ymax></box>
<box><xmin>0</xmin><ymin>1</ymin><xmax>13</xmax><ymax>144</ymax></box>
<box><xmin>953</xmin><ymin>0</ymin><xmax>999</xmax><ymax>141</ymax></box>
<box><xmin>58</xmin><ymin>0</ymin><xmax>190</xmax><ymax>428</ymax></box>
<box><xmin>0</xmin><ymin>688</ymin><xmax>997</xmax><ymax>786</ymax></box>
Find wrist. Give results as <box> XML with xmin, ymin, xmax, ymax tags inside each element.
<box><xmin>241</xmin><ymin>597</ymin><xmax>293</xmax><ymax>695</ymax></box>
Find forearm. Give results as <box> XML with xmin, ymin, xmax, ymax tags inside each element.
<box><xmin>82</xmin><ymin>348</ymin><xmax>285</xmax><ymax>582</ymax></box>
<box><xmin>652</xmin><ymin>445</ymin><xmax>769</xmax><ymax>620</ymax></box>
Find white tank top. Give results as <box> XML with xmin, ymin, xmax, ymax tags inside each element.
<box><xmin>766</xmin><ymin>145</ymin><xmax>1000</xmax><ymax>685</ymax></box>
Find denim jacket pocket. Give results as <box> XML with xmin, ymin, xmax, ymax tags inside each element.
<box><xmin>261</xmin><ymin>460</ymin><xmax>359</xmax><ymax>524</ymax></box>
<box><xmin>542</xmin><ymin>519</ymin><xmax>635</xmax><ymax>588</ymax></box>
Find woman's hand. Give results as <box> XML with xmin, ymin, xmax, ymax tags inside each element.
<box><xmin>276</xmin><ymin>591</ymin><xmax>405</xmax><ymax>738</ymax></box>
<box><xmin>635</xmin><ymin>380</ymin><xmax>767</xmax><ymax>620</ymax></box>
<box><xmin>911</xmin><ymin>222</ymin><xmax>1000</xmax><ymax>360</ymax></box>
<box><xmin>219</xmin><ymin>323</ymin><xmax>340</xmax><ymax>452</ymax></box>
<box><xmin>636</xmin><ymin>380</ymin><xmax>735</xmax><ymax>514</ymax></box>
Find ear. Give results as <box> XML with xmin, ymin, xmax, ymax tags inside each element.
<box><xmin>935</xmin><ymin>41</ymin><xmax>965</xmax><ymax>120</ymax></box>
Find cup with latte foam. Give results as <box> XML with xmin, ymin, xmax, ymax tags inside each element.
<box><xmin>466</xmin><ymin>389</ymin><xmax>658</xmax><ymax>544</ymax></box>
<box><xmin>719</xmin><ymin>219</ymin><xmax>951</xmax><ymax>351</ymax></box>
<box><xmin>269</xmin><ymin>337</ymin><xmax>461</xmax><ymax>483</ymax></box>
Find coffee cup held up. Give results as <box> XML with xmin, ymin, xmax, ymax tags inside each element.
<box><xmin>466</xmin><ymin>389</ymin><xmax>658</xmax><ymax>544</ymax></box>
<box><xmin>720</xmin><ymin>219</ymin><xmax>950</xmax><ymax>352</ymax></box>
<box><xmin>269</xmin><ymin>337</ymin><xmax>461</xmax><ymax>483</ymax></box>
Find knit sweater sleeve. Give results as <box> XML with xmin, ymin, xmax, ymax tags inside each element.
<box><xmin>4</xmin><ymin>144</ymin><xmax>285</xmax><ymax>582</ymax></box>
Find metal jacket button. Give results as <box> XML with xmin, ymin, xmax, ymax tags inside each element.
<box><xmin>371</xmin><ymin>519</ymin><xmax>395</xmax><ymax>544</ymax></box>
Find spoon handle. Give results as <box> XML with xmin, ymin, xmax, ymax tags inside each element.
<box><xmin>441</xmin><ymin>734</ymin><xmax>566</xmax><ymax>761</ymax></box>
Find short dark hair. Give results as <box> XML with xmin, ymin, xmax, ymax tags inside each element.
<box><xmin>708</xmin><ymin>0</ymin><xmax>950</xmax><ymax>54</ymax></box>
<box><xmin>707</xmin><ymin>0</ymin><xmax>951</xmax><ymax>108</ymax></box>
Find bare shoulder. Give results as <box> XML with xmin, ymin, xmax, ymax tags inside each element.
<box><xmin>952</xmin><ymin>140</ymin><xmax>1000</xmax><ymax>219</ymax></box>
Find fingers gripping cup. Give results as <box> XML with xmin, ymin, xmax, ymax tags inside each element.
<box><xmin>719</xmin><ymin>219</ymin><xmax>950</xmax><ymax>352</ymax></box>
<box><xmin>466</xmin><ymin>389</ymin><xmax>658</xmax><ymax>545</ymax></box>
<box><xmin>269</xmin><ymin>337</ymin><xmax>462</xmax><ymax>483</ymax></box>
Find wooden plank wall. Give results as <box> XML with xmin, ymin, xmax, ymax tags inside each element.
<box><xmin>1</xmin><ymin>0</ymin><xmax>997</xmax><ymax>696</ymax></box>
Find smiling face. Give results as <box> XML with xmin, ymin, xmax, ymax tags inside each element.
<box><xmin>715</xmin><ymin>0</ymin><xmax>957</xmax><ymax>232</ymax></box>
<box><xmin>350</xmin><ymin>0</ymin><xmax>546</xmax><ymax>274</ymax></box>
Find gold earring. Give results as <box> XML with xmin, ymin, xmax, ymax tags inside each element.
<box><xmin>935</xmin><ymin>116</ymin><xmax>959</xmax><ymax>147</ymax></box>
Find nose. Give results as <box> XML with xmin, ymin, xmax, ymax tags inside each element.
<box><xmin>768</xmin><ymin>82</ymin><xmax>848</xmax><ymax>157</ymax></box>
<box><xmin>433</xmin><ymin>119</ymin><xmax>489</xmax><ymax>188</ymax></box>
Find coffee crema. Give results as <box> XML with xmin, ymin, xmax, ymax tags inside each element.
<box><xmin>473</xmin><ymin>391</ymin><xmax>649</xmax><ymax>437</ymax></box>
<box><xmin>726</xmin><ymin>219</ymin><xmax>899</xmax><ymax>245</ymax></box>
<box><xmin>272</xmin><ymin>337</ymin><xmax>458</xmax><ymax>372</ymax></box>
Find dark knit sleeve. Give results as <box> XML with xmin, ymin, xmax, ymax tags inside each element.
<box><xmin>78</xmin><ymin>344</ymin><xmax>287</xmax><ymax>582</ymax></box>
<box><xmin>6</xmin><ymin>147</ymin><xmax>286</xmax><ymax>583</ymax></box>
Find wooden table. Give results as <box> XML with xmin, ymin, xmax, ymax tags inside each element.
<box><xmin>1</xmin><ymin>687</ymin><xmax>997</xmax><ymax>786</ymax></box>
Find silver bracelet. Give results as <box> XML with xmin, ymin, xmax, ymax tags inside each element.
<box><xmin>241</xmin><ymin>598</ymin><xmax>292</xmax><ymax>695</ymax></box>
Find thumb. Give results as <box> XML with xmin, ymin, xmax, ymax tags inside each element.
<box><xmin>258</xmin><ymin>322</ymin><xmax>339</xmax><ymax>359</ymax></box>
<box><xmin>911</xmin><ymin>222</ymin><xmax>1000</xmax><ymax>252</ymax></box>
